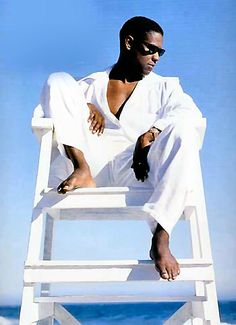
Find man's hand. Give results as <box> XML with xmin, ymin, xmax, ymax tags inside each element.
<box><xmin>87</xmin><ymin>103</ymin><xmax>105</xmax><ymax>136</ymax></box>
<box><xmin>131</xmin><ymin>128</ymin><xmax>160</xmax><ymax>181</ymax></box>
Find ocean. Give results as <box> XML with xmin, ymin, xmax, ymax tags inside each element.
<box><xmin>0</xmin><ymin>301</ymin><xmax>235</xmax><ymax>324</ymax></box>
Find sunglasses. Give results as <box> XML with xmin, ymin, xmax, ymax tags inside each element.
<box><xmin>136</xmin><ymin>41</ymin><xmax>165</xmax><ymax>57</ymax></box>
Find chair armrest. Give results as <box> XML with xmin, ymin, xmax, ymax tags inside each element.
<box><xmin>32</xmin><ymin>117</ymin><xmax>54</xmax><ymax>131</ymax></box>
<box><xmin>31</xmin><ymin>117</ymin><xmax>54</xmax><ymax>141</ymax></box>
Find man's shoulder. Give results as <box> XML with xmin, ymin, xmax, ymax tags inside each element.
<box><xmin>146</xmin><ymin>72</ymin><xmax>180</xmax><ymax>86</ymax></box>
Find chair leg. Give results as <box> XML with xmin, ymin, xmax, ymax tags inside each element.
<box><xmin>41</xmin><ymin>214</ymin><xmax>54</xmax><ymax>296</ymax></box>
<box><xmin>203</xmin><ymin>281</ymin><xmax>220</xmax><ymax>324</ymax></box>
<box><xmin>19</xmin><ymin>284</ymin><xmax>38</xmax><ymax>324</ymax></box>
<box><xmin>40</xmin><ymin>214</ymin><xmax>55</xmax><ymax>325</ymax></box>
<box><xmin>189</xmin><ymin>205</ymin><xmax>220</xmax><ymax>324</ymax></box>
<box><xmin>26</xmin><ymin>209</ymin><xmax>45</xmax><ymax>263</ymax></box>
<box><xmin>20</xmin><ymin>284</ymin><xmax>54</xmax><ymax>324</ymax></box>
<box><xmin>20</xmin><ymin>210</ymin><xmax>54</xmax><ymax>324</ymax></box>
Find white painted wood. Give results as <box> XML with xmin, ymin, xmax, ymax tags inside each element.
<box><xmin>24</xmin><ymin>263</ymin><xmax>214</xmax><ymax>283</ymax></box>
<box><xmin>40</xmin><ymin>187</ymin><xmax>195</xmax><ymax>212</ymax></box>
<box><xmin>191</xmin><ymin>301</ymin><xmax>205</xmax><ymax>323</ymax></box>
<box><xmin>25</xmin><ymin>258</ymin><xmax>212</xmax><ymax>267</ymax></box>
<box><xmin>25</xmin><ymin>210</ymin><xmax>45</xmax><ymax>264</ymax></box>
<box><xmin>191</xmin><ymin>318</ymin><xmax>205</xmax><ymax>325</ymax></box>
<box><xmin>32</xmin><ymin>117</ymin><xmax>54</xmax><ymax>131</ymax></box>
<box><xmin>19</xmin><ymin>284</ymin><xmax>54</xmax><ymax>324</ymax></box>
<box><xmin>189</xmin><ymin>206</ymin><xmax>206</xmax><ymax>311</ymax></box>
<box><xmin>190</xmin><ymin>208</ymin><xmax>206</xmax><ymax>308</ymax></box>
<box><xmin>40</xmin><ymin>214</ymin><xmax>54</xmax><ymax>325</ymax></box>
<box><xmin>190</xmin><ymin>208</ymin><xmax>202</xmax><ymax>258</ymax></box>
<box><xmin>184</xmin><ymin>206</ymin><xmax>195</xmax><ymax>220</ymax></box>
<box><xmin>192</xmin><ymin>158</ymin><xmax>213</xmax><ymax>260</ymax></box>
<box><xmin>40</xmin><ymin>193</ymin><xmax>127</xmax><ymax>209</ymax></box>
<box><xmin>45</xmin><ymin>206</ymin><xmax>186</xmax><ymax>221</ymax></box>
<box><xmin>31</xmin><ymin>117</ymin><xmax>54</xmax><ymax>142</ymax></box>
<box><xmin>38</xmin><ymin>317</ymin><xmax>54</xmax><ymax>325</ymax></box>
<box><xmin>54</xmin><ymin>304</ymin><xmax>81</xmax><ymax>325</ymax></box>
<box><xmin>21</xmin><ymin>120</ymin><xmax>54</xmax><ymax>325</ymax></box>
<box><xmin>20</xmin><ymin>285</ymin><xmax>36</xmax><ymax>325</ymax></box>
<box><xmin>202</xmin><ymin>281</ymin><xmax>221</xmax><ymax>324</ymax></box>
<box><xmin>33</xmin><ymin>128</ymin><xmax>53</xmax><ymax>207</ymax></box>
<box><xmin>44</xmin><ymin>187</ymin><xmax>131</xmax><ymax>194</ymax></box>
<box><xmin>41</xmin><ymin>214</ymin><xmax>54</xmax><ymax>262</ymax></box>
<box><xmin>190</xmin><ymin>161</ymin><xmax>220</xmax><ymax>324</ymax></box>
<box><xmin>163</xmin><ymin>302</ymin><xmax>193</xmax><ymax>324</ymax></box>
<box><xmin>35</xmin><ymin>295</ymin><xmax>206</xmax><ymax>303</ymax></box>
<box><xmin>43</xmin><ymin>206</ymin><xmax>190</xmax><ymax>222</ymax></box>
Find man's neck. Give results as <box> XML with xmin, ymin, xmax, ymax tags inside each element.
<box><xmin>109</xmin><ymin>57</ymin><xmax>143</xmax><ymax>83</ymax></box>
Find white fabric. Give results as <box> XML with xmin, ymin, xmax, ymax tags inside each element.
<box><xmin>39</xmin><ymin>68</ymin><xmax>205</xmax><ymax>235</ymax></box>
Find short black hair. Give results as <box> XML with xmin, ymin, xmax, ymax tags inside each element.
<box><xmin>119</xmin><ymin>16</ymin><xmax>164</xmax><ymax>49</ymax></box>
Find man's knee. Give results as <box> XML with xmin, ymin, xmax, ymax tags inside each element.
<box><xmin>46</xmin><ymin>72</ymin><xmax>75</xmax><ymax>89</ymax></box>
<box><xmin>167</xmin><ymin>122</ymin><xmax>199</xmax><ymax>148</ymax></box>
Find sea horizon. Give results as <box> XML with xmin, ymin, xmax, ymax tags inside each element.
<box><xmin>0</xmin><ymin>300</ymin><xmax>236</xmax><ymax>324</ymax></box>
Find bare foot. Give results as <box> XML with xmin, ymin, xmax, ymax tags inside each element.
<box><xmin>57</xmin><ymin>166</ymin><xmax>96</xmax><ymax>194</ymax></box>
<box><xmin>150</xmin><ymin>224</ymin><xmax>180</xmax><ymax>281</ymax></box>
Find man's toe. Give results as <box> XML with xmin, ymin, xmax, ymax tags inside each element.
<box><xmin>159</xmin><ymin>268</ymin><xmax>169</xmax><ymax>280</ymax></box>
<box><xmin>176</xmin><ymin>265</ymin><xmax>180</xmax><ymax>275</ymax></box>
<box><xmin>171</xmin><ymin>269</ymin><xmax>177</xmax><ymax>280</ymax></box>
<box><xmin>57</xmin><ymin>184</ymin><xmax>65</xmax><ymax>193</ymax></box>
<box><xmin>165</xmin><ymin>267</ymin><xmax>173</xmax><ymax>281</ymax></box>
<box><xmin>57</xmin><ymin>182</ymin><xmax>71</xmax><ymax>194</ymax></box>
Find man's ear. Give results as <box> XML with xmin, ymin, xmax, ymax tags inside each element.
<box><xmin>125</xmin><ymin>35</ymin><xmax>134</xmax><ymax>51</ymax></box>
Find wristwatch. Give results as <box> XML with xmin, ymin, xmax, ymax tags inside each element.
<box><xmin>148</xmin><ymin>127</ymin><xmax>161</xmax><ymax>141</ymax></box>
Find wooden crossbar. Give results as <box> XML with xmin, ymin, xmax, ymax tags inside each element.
<box><xmin>35</xmin><ymin>186</ymin><xmax>195</xmax><ymax>221</ymax></box>
<box><xmin>35</xmin><ymin>295</ymin><xmax>207</xmax><ymax>304</ymax></box>
<box><xmin>44</xmin><ymin>207</ymin><xmax>188</xmax><ymax>221</ymax></box>
<box><xmin>25</xmin><ymin>258</ymin><xmax>213</xmax><ymax>267</ymax></box>
<box><xmin>24</xmin><ymin>259</ymin><xmax>214</xmax><ymax>284</ymax></box>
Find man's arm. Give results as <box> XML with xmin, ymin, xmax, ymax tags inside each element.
<box><xmin>153</xmin><ymin>78</ymin><xmax>204</xmax><ymax>140</ymax></box>
<box><xmin>131</xmin><ymin>127</ymin><xmax>161</xmax><ymax>181</ymax></box>
<box><xmin>132</xmin><ymin>78</ymin><xmax>204</xmax><ymax>182</ymax></box>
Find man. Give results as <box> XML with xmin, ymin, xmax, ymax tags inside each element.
<box><xmin>40</xmin><ymin>16</ymin><xmax>204</xmax><ymax>281</ymax></box>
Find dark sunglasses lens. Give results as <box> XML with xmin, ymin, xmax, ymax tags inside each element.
<box><xmin>158</xmin><ymin>48</ymin><xmax>165</xmax><ymax>56</ymax></box>
<box><xmin>145</xmin><ymin>43</ymin><xmax>165</xmax><ymax>56</ymax></box>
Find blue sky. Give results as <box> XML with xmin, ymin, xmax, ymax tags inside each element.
<box><xmin>0</xmin><ymin>0</ymin><xmax>236</xmax><ymax>304</ymax></box>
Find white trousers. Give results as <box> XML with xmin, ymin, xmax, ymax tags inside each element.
<box><xmin>40</xmin><ymin>72</ymin><xmax>200</xmax><ymax>235</ymax></box>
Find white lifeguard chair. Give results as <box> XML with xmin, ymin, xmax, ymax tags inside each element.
<box><xmin>19</xmin><ymin>112</ymin><xmax>220</xmax><ymax>324</ymax></box>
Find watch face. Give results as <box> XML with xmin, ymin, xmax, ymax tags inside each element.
<box><xmin>150</xmin><ymin>127</ymin><xmax>159</xmax><ymax>133</ymax></box>
<box><xmin>149</xmin><ymin>127</ymin><xmax>161</xmax><ymax>139</ymax></box>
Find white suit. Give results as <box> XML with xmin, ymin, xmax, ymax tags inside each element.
<box><xmin>39</xmin><ymin>67</ymin><xmax>205</xmax><ymax>235</ymax></box>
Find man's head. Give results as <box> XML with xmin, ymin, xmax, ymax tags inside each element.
<box><xmin>119</xmin><ymin>16</ymin><xmax>165</xmax><ymax>77</ymax></box>
<box><xmin>120</xmin><ymin>16</ymin><xmax>164</xmax><ymax>49</ymax></box>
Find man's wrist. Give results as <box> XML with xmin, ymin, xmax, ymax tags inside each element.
<box><xmin>147</xmin><ymin>127</ymin><xmax>161</xmax><ymax>141</ymax></box>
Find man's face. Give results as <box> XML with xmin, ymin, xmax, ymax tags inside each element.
<box><xmin>130</xmin><ymin>31</ymin><xmax>164</xmax><ymax>77</ymax></box>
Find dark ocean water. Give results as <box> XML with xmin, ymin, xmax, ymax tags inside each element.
<box><xmin>0</xmin><ymin>301</ymin><xmax>235</xmax><ymax>324</ymax></box>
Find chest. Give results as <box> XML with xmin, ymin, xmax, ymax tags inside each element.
<box><xmin>106</xmin><ymin>80</ymin><xmax>138</xmax><ymax>115</ymax></box>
